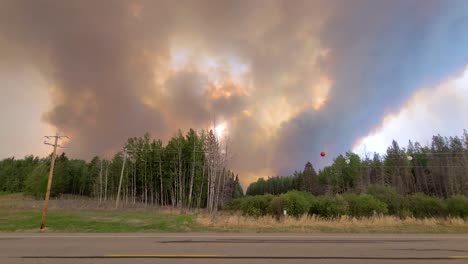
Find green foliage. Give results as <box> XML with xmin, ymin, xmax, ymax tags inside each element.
<box><xmin>4</xmin><ymin>129</ymin><xmax>468</xmax><ymax>215</ymax></box>
<box><xmin>246</xmin><ymin>167</ymin><xmax>316</xmax><ymax>196</ymax></box>
<box><xmin>344</xmin><ymin>193</ymin><xmax>388</xmax><ymax>217</ymax></box>
<box><xmin>269</xmin><ymin>196</ymin><xmax>287</xmax><ymax>219</ymax></box>
<box><xmin>309</xmin><ymin>195</ymin><xmax>349</xmax><ymax>218</ymax></box>
<box><xmin>446</xmin><ymin>195</ymin><xmax>468</xmax><ymax>218</ymax></box>
<box><xmin>246</xmin><ymin>176</ymin><xmax>296</xmax><ymax>195</ymax></box>
<box><xmin>0</xmin><ymin>156</ymin><xmax>42</xmax><ymax>193</ymax></box>
<box><xmin>24</xmin><ymin>163</ymin><xmax>48</xmax><ymax>199</ymax></box>
<box><xmin>224</xmin><ymin>192</ymin><xmax>468</xmax><ymax>219</ymax></box>
<box><xmin>408</xmin><ymin>193</ymin><xmax>447</xmax><ymax>218</ymax></box>
<box><xmin>224</xmin><ymin>198</ymin><xmax>244</xmax><ymax>211</ymax></box>
<box><xmin>233</xmin><ymin>178</ymin><xmax>244</xmax><ymax>199</ymax></box>
<box><xmin>0</xmin><ymin>128</ymin><xmax>242</xmax><ymax>209</ymax></box>
<box><xmin>282</xmin><ymin>191</ymin><xmax>312</xmax><ymax>217</ymax></box>
<box><xmin>367</xmin><ymin>185</ymin><xmax>404</xmax><ymax>215</ymax></box>
<box><xmin>317</xmin><ymin>152</ymin><xmax>362</xmax><ymax>194</ymax></box>
<box><xmin>246</xmin><ymin>132</ymin><xmax>468</xmax><ymax>200</ymax></box>
<box><xmin>239</xmin><ymin>194</ymin><xmax>274</xmax><ymax>217</ymax></box>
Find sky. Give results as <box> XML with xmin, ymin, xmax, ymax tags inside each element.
<box><xmin>0</xmin><ymin>0</ymin><xmax>467</xmax><ymax>187</ymax></box>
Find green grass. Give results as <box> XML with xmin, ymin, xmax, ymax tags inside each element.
<box><xmin>0</xmin><ymin>193</ymin><xmax>200</xmax><ymax>232</ymax></box>
<box><xmin>0</xmin><ymin>210</ymin><xmax>198</xmax><ymax>232</ymax></box>
<box><xmin>1</xmin><ymin>194</ymin><xmax>467</xmax><ymax>233</ymax></box>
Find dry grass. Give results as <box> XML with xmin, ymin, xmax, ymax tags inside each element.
<box><xmin>0</xmin><ymin>193</ymin><xmax>182</xmax><ymax>213</ymax></box>
<box><xmin>2</xmin><ymin>194</ymin><xmax>467</xmax><ymax>233</ymax></box>
<box><xmin>197</xmin><ymin>213</ymin><xmax>468</xmax><ymax>233</ymax></box>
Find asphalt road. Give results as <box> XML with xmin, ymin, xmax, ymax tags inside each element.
<box><xmin>1</xmin><ymin>233</ymin><xmax>468</xmax><ymax>264</ymax></box>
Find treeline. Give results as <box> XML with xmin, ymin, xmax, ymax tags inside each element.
<box><xmin>247</xmin><ymin>131</ymin><xmax>468</xmax><ymax>198</ymax></box>
<box><xmin>227</xmin><ymin>187</ymin><xmax>468</xmax><ymax>219</ymax></box>
<box><xmin>0</xmin><ymin>129</ymin><xmax>243</xmax><ymax>211</ymax></box>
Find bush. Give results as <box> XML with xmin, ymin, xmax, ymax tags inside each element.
<box><xmin>367</xmin><ymin>185</ymin><xmax>404</xmax><ymax>215</ymax></box>
<box><xmin>446</xmin><ymin>195</ymin><xmax>468</xmax><ymax>218</ymax></box>
<box><xmin>282</xmin><ymin>191</ymin><xmax>311</xmax><ymax>217</ymax></box>
<box><xmin>408</xmin><ymin>193</ymin><xmax>447</xmax><ymax>218</ymax></box>
<box><xmin>269</xmin><ymin>196</ymin><xmax>287</xmax><ymax>219</ymax></box>
<box><xmin>224</xmin><ymin>198</ymin><xmax>244</xmax><ymax>211</ymax></box>
<box><xmin>309</xmin><ymin>195</ymin><xmax>349</xmax><ymax>218</ymax></box>
<box><xmin>398</xmin><ymin>208</ymin><xmax>413</xmax><ymax>219</ymax></box>
<box><xmin>239</xmin><ymin>194</ymin><xmax>274</xmax><ymax>217</ymax></box>
<box><xmin>24</xmin><ymin>164</ymin><xmax>48</xmax><ymax>199</ymax></box>
<box><xmin>344</xmin><ymin>193</ymin><xmax>388</xmax><ymax>217</ymax></box>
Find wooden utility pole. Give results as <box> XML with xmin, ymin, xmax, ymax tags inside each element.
<box><xmin>115</xmin><ymin>150</ymin><xmax>127</xmax><ymax>208</ymax></box>
<box><xmin>40</xmin><ymin>134</ymin><xmax>68</xmax><ymax>231</ymax></box>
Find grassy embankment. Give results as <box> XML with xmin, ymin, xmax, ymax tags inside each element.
<box><xmin>0</xmin><ymin>193</ymin><xmax>196</xmax><ymax>232</ymax></box>
<box><xmin>1</xmin><ymin>193</ymin><xmax>467</xmax><ymax>233</ymax></box>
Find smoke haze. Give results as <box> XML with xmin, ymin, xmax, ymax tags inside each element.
<box><xmin>1</xmin><ymin>0</ymin><xmax>467</xmax><ymax>185</ymax></box>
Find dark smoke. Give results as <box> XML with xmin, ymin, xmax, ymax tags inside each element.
<box><xmin>1</xmin><ymin>0</ymin><xmax>467</xmax><ymax>185</ymax></box>
<box><xmin>273</xmin><ymin>0</ymin><xmax>468</xmax><ymax>174</ymax></box>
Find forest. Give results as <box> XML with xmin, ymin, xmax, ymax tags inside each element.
<box><xmin>1</xmin><ymin>130</ymin><xmax>468</xmax><ymax>216</ymax></box>
<box><xmin>231</xmin><ymin>131</ymin><xmax>468</xmax><ymax>219</ymax></box>
<box><xmin>246</xmin><ymin>131</ymin><xmax>468</xmax><ymax>198</ymax></box>
<box><xmin>0</xmin><ymin>129</ymin><xmax>243</xmax><ymax>212</ymax></box>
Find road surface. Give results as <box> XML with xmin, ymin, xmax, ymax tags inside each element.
<box><xmin>1</xmin><ymin>233</ymin><xmax>468</xmax><ymax>263</ymax></box>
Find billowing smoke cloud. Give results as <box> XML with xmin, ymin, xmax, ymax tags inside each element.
<box><xmin>1</xmin><ymin>0</ymin><xmax>467</xmax><ymax>185</ymax></box>
<box><xmin>273</xmin><ymin>0</ymin><xmax>468</xmax><ymax>174</ymax></box>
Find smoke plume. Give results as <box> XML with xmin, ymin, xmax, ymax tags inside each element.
<box><xmin>1</xmin><ymin>0</ymin><xmax>467</xmax><ymax>185</ymax></box>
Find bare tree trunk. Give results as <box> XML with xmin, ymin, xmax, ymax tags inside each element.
<box><xmin>144</xmin><ymin>160</ymin><xmax>148</xmax><ymax>207</ymax></box>
<box><xmin>446</xmin><ymin>156</ymin><xmax>455</xmax><ymax>196</ymax></box>
<box><xmin>104</xmin><ymin>161</ymin><xmax>108</xmax><ymax>201</ymax></box>
<box><xmin>133</xmin><ymin>164</ymin><xmax>136</xmax><ymax>204</ymax></box>
<box><xmin>171</xmin><ymin>187</ymin><xmax>176</xmax><ymax>207</ymax></box>
<box><xmin>99</xmin><ymin>159</ymin><xmax>103</xmax><ymax>203</ymax></box>
<box><xmin>219</xmin><ymin>168</ymin><xmax>226</xmax><ymax>208</ymax></box>
<box><xmin>188</xmin><ymin>140</ymin><xmax>196</xmax><ymax>208</ymax></box>
<box><xmin>125</xmin><ymin>171</ymin><xmax>128</xmax><ymax>205</ymax></box>
<box><xmin>207</xmin><ymin>160</ymin><xmax>213</xmax><ymax>212</ymax></box>
<box><xmin>209</xmin><ymin>158</ymin><xmax>217</xmax><ymax>213</ymax></box>
<box><xmin>197</xmin><ymin>159</ymin><xmax>205</xmax><ymax>208</ymax></box>
<box><xmin>214</xmin><ymin>171</ymin><xmax>220</xmax><ymax>212</ymax></box>
<box><xmin>206</xmin><ymin>159</ymin><xmax>212</xmax><ymax>212</ymax></box>
<box><xmin>159</xmin><ymin>155</ymin><xmax>163</xmax><ymax>206</ymax></box>
<box><xmin>178</xmin><ymin>147</ymin><xmax>183</xmax><ymax>208</ymax></box>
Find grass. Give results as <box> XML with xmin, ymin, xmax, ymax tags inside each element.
<box><xmin>0</xmin><ymin>193</ymin><xmax>198</xmax><ymax>232</ymax></box>
<box><xmin>0</xmin><ymin>193</ymin><xmax>467</xmax><ymax>233</ymax></box>
<box><xmin>0</xmin><ymin>210</ymin><xmax>197</xmax><ymax>232</ymax></box>
<box><xmin>198</xmin><ymin>213</ymin><xmax>468</xmax><ymax>233</ymax></box>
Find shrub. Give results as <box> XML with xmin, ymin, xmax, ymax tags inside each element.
<box><xmin>344</xmin><ymin>193</ymin><xmax>388</xmax><ymax>217</ymax></box>
<box><xmin>408</xmin><ymin>193</ymin><xmax>447</xmax><ymax>218</ymax></box>
<box><xmin>240</xmin><ymin>194</ymin><xmax>274</xmax><ymax>217</ymax></box>
<box><xmin>446</xmin><ymin>195</ymin><xmax>468</xmax><ymax>218</ymax></box>
<box><xmin>282</xmin><ymin>191</ymin><xmax>311</xmax><ymax>217</ymax></box>
<box><xmin>398</xmin><ymin>209</ymin><xmax>413</xmax><ymax>219</ymax></box>
<box><xmin>309</xmin><ymin>195</ymin><xmax>349</xmax><ymax>218</ymax></box>
<box><xmin>224</xmin><ymin>198</ymin><xmax>244</xmax><ymax>211</ymax></box>
<box><xmin>367</xmin><ymin>185</ymin><xmax>404</xmax><ymax>215</ymax></box>
<box><xmin>269</xmin><ymin>196</ymin><xmax>287</xmax><ymax>219</ymax></box>
<box><xmin>24</xmin><ymin>164</ymin><xmax>48</xmax><ymax>199</ymax></box>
